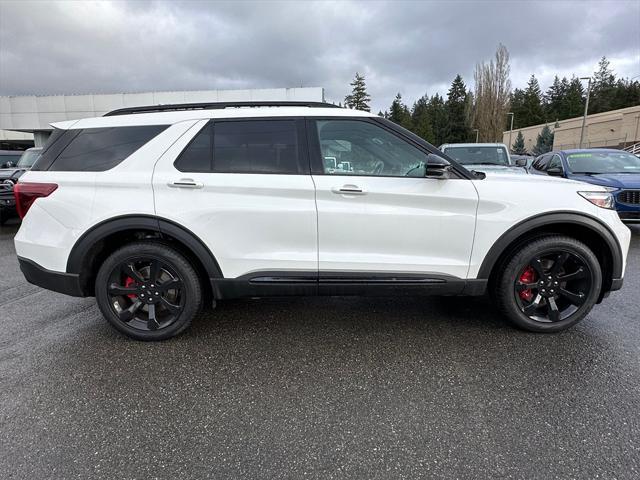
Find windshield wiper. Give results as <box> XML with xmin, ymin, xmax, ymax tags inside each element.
<box><xmin>572</xmin><ymin>171</ymin><xmax>603</xmax><ymax>175</ymax></box>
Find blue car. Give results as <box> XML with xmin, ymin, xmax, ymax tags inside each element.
<box><xmin>530</xmin><ymin>148</ymin><xmax>640</xmax><ymax>224</ymax></box>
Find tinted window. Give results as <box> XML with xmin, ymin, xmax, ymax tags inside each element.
<box><xmin>48</xmin><ymin>125</ymin><xmax>168</xmax><ymax>171</ymax></box>
<box><xmin>547</xmin><ymin>154</ymin><xmax>563</xmax><ymax>170</ymax></box>
<box><xmin>30</xmin><ymin>128</ymin><xmax>73</xmax><ymax>171</ymax></box>
<box><xmin>316</xmin><ymin>120</ymin><xmax>429</xmax><ymax>177</ymax></box>
<box><xmin>532</xmin><ymin>154</ymin><xmax>550</xmax><ymax>171</ymax></box>
<box><xmin>443</xmin><ymin>146</ymin><xmax>509</xmax><ymax>166</ymax></box>
<box><xmin>213</xmin><ymin>120</ymin><xmax>301</xmax><ymax>174</ymax></box>
<box><xmin>174</xmin><ymin>124</ymin><xmax>212</xmax><ymax>173</ymax></box>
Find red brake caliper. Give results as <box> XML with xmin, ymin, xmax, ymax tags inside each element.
<box><xmin>518</xmin><ymin>266</ymin><xmax>536</xmax><ymax>302</ymax></box>
<box><xmin>124</xmin><ymin>276</ymin><xmax>138</xmax><ymax>300</ymax></box>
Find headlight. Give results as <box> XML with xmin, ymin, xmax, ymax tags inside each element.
<box><xmin>578</xmin><ymin>191</ymin><xmax>615</xmax><ymax>209</ymax></box>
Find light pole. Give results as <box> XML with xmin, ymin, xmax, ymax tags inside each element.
<box><xmin>579</xmin><ymin>76</ymin><xmax>592</xmax><ymax>148</ymax></box>
<box><xmin>473</xmin><ymin>129</ymin><xmax>479</xmax><ymax>143</ymax></box>
<box><xmin>507</xmin><ymin>112</ymin><xmax>514</xmax><ymax>151</ymax></box>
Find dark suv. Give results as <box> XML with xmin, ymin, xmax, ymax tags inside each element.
<box><xmin>0</xmin><ymin>147</ymin><xmax>42</xmax><ymax>224</ymax></box>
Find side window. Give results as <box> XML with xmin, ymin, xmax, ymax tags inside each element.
<box><xmin>174</xmin><ymin>123</ymin><xmax>212</xmax><ymax>173</ymax></box>
<box><xmin>547</xmin><ymin>154</ymin><xmax>563</xmax><ymax>171</ymax></box>
<box><xmin>49</xmin><ymin>125</ymin><xmax>168</xmax><ymax>171</ymax></box>
<box><xmin>532</xmin><ymin>154</ymin><xmax>550</xmax><ymax>171</ymax></box>
<box><xmin>213</xmin><ymin>120</ymin><xmax>302</xmax><ymax>174</ymax></box>
<box><xmin>315</xmin><ymin>120</ymin><xmax>429</xmax><ymax>177</ymax></box>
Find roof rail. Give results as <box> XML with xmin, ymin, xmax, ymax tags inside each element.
<box><xmin>103</xmin><ymin>101</ymin><xmax>340</xmax><ymax>117</ymax></box>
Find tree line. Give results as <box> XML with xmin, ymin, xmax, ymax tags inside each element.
<box><xmin>343</xmin><ymin>51</ymin><xmax>639</xmax><ymax>152</ymax></box>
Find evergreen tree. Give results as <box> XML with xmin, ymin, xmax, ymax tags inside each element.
<box><xmin>589</xmin><ymin>56</ymin><xmax>616</xmax><ymax>114</ymax></box>
<box><xmin>512</xmin><ymin>131</ymin><xmax>527</xmax><ymax>154</ymax></box>
<box><xmin>610</xmin><ymin>78</ymin><xmax>640</xmax><ymax>110</ymax></box>
<box><xmin>545</xmin><ymin>75</ymin><xmax>565</xmax><ymax>121</ymax></box>
<box><xmin>388</xmin><ymin>93</ymin><xmax>413</xmax><ymax>131</ymax></box>
<box><xmin>522</xmin><ymin>75</ymin><xmax>545</xmax><ymax>126</ymax></box>
<box><xmin>532</xmin><ymin>125</ymin><xmax>554</xmax><ymax>155</ymax></box>
<box><xmin>344</xmin><ymin>72</ymin><xmax>371</xmax><ymax>112</ymax></box>
<box><xmin>445</xmin><ymin>74</ymin><xmax>471</xmax><ymax>143</ymax></box>
<box><xmin>411</xmin><ymin>95</ymin><xmax>434</xmax><ymax>143</ymax></box>
<box><xmin>509</xmin><ymin>88</ymin><xmax>527</xmax><ymax>129</ymax></box>
<box><xmin>426</xmin><ymin>94</ymin><xmax>447</xmax><ymax>146</ymax></box>
<box><xmin>561</xmin><ymin>76</ymin><xmax>585</xmax><ymax>119</ymax></box>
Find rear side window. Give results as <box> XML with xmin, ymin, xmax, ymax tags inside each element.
<box><xmin>174</xmin><ymin>120</ymin><xmax>303</xmax><ymax>174</ymax></box>
<box><xmin>41</xmin><ymin>125</ymin><xmax>168</xmax><ymax>172</ymax></box>
<box><xmin>214</xmin><ymin>120</ymin><xmax>301</xmax><ymax>174</ymax></box>
<box><xmin>174</xmin><ymin>124</ymin><xmax>212</xmax><ymax>173</ymax></box>
<box><xmin>30</xmin><ymin>129</ymin><xmax>74</xmax><ymax>171</ymax></box>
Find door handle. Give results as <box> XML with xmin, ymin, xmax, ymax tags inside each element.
<box><xmin>332</xmin><ymin>184</ymin><xmax>366</xmax><ymax>195</ymax></box>
<box><xmin>168</xmin><ymin>179</ymin><xmax>204</xmax><ymax>189</ymax></box>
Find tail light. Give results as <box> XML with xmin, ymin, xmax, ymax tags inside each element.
<box><xmin>13</xmin><ymin>182</ymin><xmax>58</xmax><ymax>218</ymax></box>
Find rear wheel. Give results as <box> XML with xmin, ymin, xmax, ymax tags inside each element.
<box><xmin>494</xmin><ymin>236</ymin><xmax>602</xmax><ymax>332</ymax></box>
<box><xmin>95</xmin><ymin>242</ymin><xmax>202</xmax><ymax>340</ymax></box>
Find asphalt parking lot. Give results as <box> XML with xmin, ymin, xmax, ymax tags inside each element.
<box><xmin>0</xmin><ymin>220</ymin><xmax>639</xmax><ymax>479</ymax></box>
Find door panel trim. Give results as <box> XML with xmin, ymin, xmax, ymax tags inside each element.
<box><xmin>211</xmin><ymin>270</ymin><xmax>487</xmax><ymax>299</ymax></box>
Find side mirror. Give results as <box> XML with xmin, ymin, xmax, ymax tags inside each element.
<box><xmin>425</xmin><ymin>154</ymin><xmax>451</xmax><ymax>179</ymax></box>
<box><xmin>514</xmin><ymin>158</ymin><xmax>527</xmax><ymax>167</ymax></box>
<box><xmin>547</xmin><ymin>167</ymin><xmax>564</xmax><ymax>177</ymax></box>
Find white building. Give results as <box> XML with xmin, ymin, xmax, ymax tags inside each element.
<box><xmin>0</xmin><ymin>87</ymin><xmax>325</xmax><ymax>148</ymax></box>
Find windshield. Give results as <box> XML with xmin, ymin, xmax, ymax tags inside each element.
<box><xmin>1</xmin><ymin>154</ymin><xmax>22</xmax><ymax>167</ymax></box>
<box><xmin>567</xmin><ymin>151</ymin><xmax>640</xmax><ymax>174</ymax></box>
<box><xmin>444</xmin><ymin>146</ymin><xmax>510</xmax><ymax>166</ymax></box>
<box><xmin>17</xmin><ymin>150</ymin><xmax>41</xmax><ymax>168</ymax></box>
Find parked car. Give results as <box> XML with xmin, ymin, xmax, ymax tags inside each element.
<box><xmin>13</xmin><ymin>102</ymin><xmax>630</xmax><ymax>340</ymax></box>
<box><xmin>439</xmin><ymin>143</ymin><xmax>528</xmax><ymax>175</ymax></box>
<box><xmin>529</xmin><ymin>148</ymin><xmax>640</xmax><ymax>224</ymax></box>
<box><xmin>0</xmin><ymin>147</ymin><xmax>42</xmax><ymax>225</ymax></box>
<box><xmin>0</xmin><ymin>149</ymin><xmax>25</xmax><ymax>169</ymax></box>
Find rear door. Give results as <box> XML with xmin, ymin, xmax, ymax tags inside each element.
<box><xmin>309</xmin><ymin>118</ymin><xmax>479</xmax><ymax>282</ymax></box>
<box><xmin>153</xmin><ymin>118</ymin><xmax>318</xmax><ymax>279</ymax></box>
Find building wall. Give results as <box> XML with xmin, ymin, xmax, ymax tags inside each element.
<box><xmin>503</xmin><ymin>105</ymin><xmax>640</xmax><ymax>152</ymax></box>
<box><xmin>0</xmin><ymin>87</ymin><xmax>325</xmax><ymax>132</ymax></box>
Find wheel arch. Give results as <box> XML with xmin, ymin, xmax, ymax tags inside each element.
<box><xmin>66</xmin><ymin>215</ymin><xmax>223</xmax><ymax>297</ymax></box>
<box><xmin>478</xmin><ymin>212</ymin><xmax>623</xmax><ymax>300</ymax></box>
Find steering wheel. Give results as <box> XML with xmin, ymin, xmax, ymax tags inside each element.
<box><xmin>372</xmin><ymin>160</ymin><xmax>385</xmax><ymax>175</ymax></box>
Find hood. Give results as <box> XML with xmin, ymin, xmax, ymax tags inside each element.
<box><xmin>466</xmin><ymin>164</ymin><xmax>528</xmax><ymax>175</ymax></box>
<box><xmin>569</xmin><ymin>173</ymin><xmax>640</xmax><ymax>190</ymax></box>
<box><xmin>0</xmin><ymin>168</ymin><xmax>28</xmax><ymax>181</ymax></box>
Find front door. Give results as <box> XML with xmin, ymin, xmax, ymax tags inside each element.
<box><xmin>309</xmin><ymin>118</ymin><xmax>478</xmax><ymax>281</ymax></box>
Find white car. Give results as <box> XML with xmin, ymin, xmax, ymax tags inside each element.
<box><xmin>440</xmin><ymin>143</ymin><xmax>528</xmax><ymax>175</ymax></box>
<box><xmin>13</xmin><ymin>102</ymin><xmax>630</xmax><ymax>340</ymax></box>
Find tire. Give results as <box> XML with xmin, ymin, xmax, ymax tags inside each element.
<box><xmin>95</xmin><ymin>241</ymin><xmax>203</xmax><ymax>341</ymax></box>
<box><xmin>494</xmin><ymin>235</ymin><xmax>602</xmax><ymax>333</ymax></box>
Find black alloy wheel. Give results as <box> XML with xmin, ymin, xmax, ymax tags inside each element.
<box><xmin>106</xmin><ymin>257</ymin><xmax>185</xmax><ymax>331</ymax></box>
<box><xmin>514</xmin><ymin>250</ymin><xmax>593</xmax><ymax>323</ymax></box>
<box><xmin>95</xmin><ymin>242</ymin><xmax>202</xmax><ymax>340</ymax></box>
<box><xmin>494</xmin><ymin>235</ymin><xmax>602</xmax><ymax>332</ymax></box>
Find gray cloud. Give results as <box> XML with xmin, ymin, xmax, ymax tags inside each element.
<box><xmin>0</xmin><ymin>0</ymin><xmax>638</xmax><ymax>113</ymax></box>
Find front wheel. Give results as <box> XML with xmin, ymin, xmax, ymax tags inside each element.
<box><xmin>494</xmin><ymin>235</ymin><xmax>602</xmax><ymax>332</ymax></box>
<box><xmin>95</xmin><ymin>242</ymin><xmax>203</xmax><ymax>341</ymax></box>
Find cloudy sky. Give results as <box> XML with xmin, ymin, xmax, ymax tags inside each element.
<box><xmin>0</xmin><ymin>0</ymin><xmax>638</xmax><ymax>113</ymax></box>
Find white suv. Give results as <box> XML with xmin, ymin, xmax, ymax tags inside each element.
<box><xmin>13</xmin><ymin>102</ymin><xmax>630</xmax><ymax>340</ymax></box>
